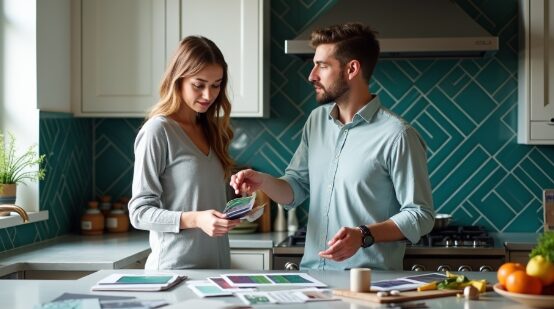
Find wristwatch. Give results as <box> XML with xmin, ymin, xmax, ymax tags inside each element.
<box><xmin>357</xmin><ymin>225</ymin><xmax>375</xmax><ymax>248</ymax></box>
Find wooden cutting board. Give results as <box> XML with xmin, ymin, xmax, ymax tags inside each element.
<box><xmin>333</xmin><ymin>289</ymin><xmax>461</xmax><ymax>303</ymax></box>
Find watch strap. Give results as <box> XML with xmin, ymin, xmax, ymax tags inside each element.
<box><xmin>357</xmin><ymin>225</ymin><xmax>373</xmax><ymax>247</ymax></box>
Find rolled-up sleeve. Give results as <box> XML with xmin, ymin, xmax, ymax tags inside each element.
<box><xmin>128</xmin><ymin>125</ymin><xmax>182</xmax><ymax>233</ymax></box>
<box><xmin>388</xmin><ymin>127</ymin><xmax>435</xmax><ymax>244</ymax></box>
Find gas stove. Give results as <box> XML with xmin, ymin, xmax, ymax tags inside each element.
<box><xmin>404</xmin><ymin>225</ymin><xmax>505</xmax><ymax>272</ymax></box>
<box><xmin>412</xmin><ymin>225</ymin><xmax>495</xmax><ymax>248</ymax></box>
<box><xmin>272</xmin><ymin>225</ymin><xmax>506</xmax><ymax>272</ymax></box>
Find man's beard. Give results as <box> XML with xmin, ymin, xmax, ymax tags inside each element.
<box><xmin>313</xmin><ymin>74</ymin><xmax>349</xmax><ymax>104</ymax></box>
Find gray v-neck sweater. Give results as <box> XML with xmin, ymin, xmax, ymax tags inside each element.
<box><xmin>128</xmin><ymin>116</ymin><xmax>230</xmax><ymax>269</ymax></box>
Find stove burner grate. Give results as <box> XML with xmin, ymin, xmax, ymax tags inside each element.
<box><xmin>420</xmin><ymin>225</ymin><xmax>494</xmax><ymax>248</ymax></box>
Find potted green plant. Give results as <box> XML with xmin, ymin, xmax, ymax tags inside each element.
<box><xmin>0</xmin><ymin>131</ymin><xmax>46</xmax><ymax>213</ymax></box>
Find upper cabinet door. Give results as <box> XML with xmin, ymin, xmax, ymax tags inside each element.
<box><xmin>77</xmin><ymin>0</ymin><xmax>166</xmax><ymax>116</ymax></box>
<box><xmin>180</xmin><ymin>0</ymin><xmax>269</xmax><ymax>118</ymax></box>
<box><xmin>518</xmin><ymin>0</ymin><xmax>554</xmax><ymax>144</ymax></box>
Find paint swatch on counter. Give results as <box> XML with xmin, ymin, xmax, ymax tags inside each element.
<box><xmin>220</xmin><ymin>273</ymin><xmax>327</xmax><ymax>288</ymax></box>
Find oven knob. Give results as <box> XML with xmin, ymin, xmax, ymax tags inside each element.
<box><xmin>437</xmin><ymin>265</ymin><xmax>451</xmax><ymax>272</ymax></box>
<box><xmin>479</xmin><ymin>265</ymin><xmax>493</xmax><ymax>272</ymax></box>
<box><xmin>284</xmin><ymin>262</ymin><xmax>299</xmax><ymax>271</ymax></box>
<box><xmin>411</xmin><ymin>264</ymin><xmax>425</xmax><ymax>271</ymax></box>
<box><xmin>458</xmin><ymin>265</ymin><xmax>472</xmax><ymax>272</ymax></box>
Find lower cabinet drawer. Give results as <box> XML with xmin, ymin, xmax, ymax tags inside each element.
<box><xmin>230</xmin><ymin>249</ymin><xmax>271</xmax><ymax>270</ymax></box>
<box><xmin>507</xmin><ymin>250</ymin><xmax>531</xmax><ymax>265</ymax></box>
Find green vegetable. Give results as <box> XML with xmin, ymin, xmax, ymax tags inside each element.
<box><xmin>530</xmin><ymin>231</ymin><xmax>554</xmax><ymax>262</ymax></box>
<box><xmin>437</xmin><ymin>274</ymin><xmax>469</xmax><ymax>290</ymax></box>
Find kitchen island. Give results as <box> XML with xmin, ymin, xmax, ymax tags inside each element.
<box><xmin>0</xmin><ymin>269</ymin><xmax>521</xmax><ymax>308</ymax></box>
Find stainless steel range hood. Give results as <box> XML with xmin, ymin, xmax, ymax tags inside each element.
<box><xmin>285</xmin><ymin>0</ymin><xmax>499</xmax><ymax>58</ymax></box>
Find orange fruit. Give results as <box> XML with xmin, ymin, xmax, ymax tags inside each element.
<box><xmin>497</xmin><ymin>262</ymin><xmax>525</xmax><ymax>286</ymax></box>
<box><xmin>505</xmin><ymin>270</ymin><xmax>543</xmax><ymax>295</ymax></box>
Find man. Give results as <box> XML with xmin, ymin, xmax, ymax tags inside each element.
<box><xmin>230</xmin><ymin>23</ymin><xmax>435</xmax><ymax>270</ymax></box>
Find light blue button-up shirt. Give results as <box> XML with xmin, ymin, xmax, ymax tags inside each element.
<box><xmin>280</xmin><ymin>96</ymin><xmax>435</xmax><ymax>270</ymax></box>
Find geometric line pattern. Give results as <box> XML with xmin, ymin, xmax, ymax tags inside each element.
<box><xmin>0</xmin><ymin>112</ymin><xmax>93</xmax><ymax>251</ymax></box>
<box><xmin>231</xmin><ymin>0</ymin><xmax>554</xmax><ymax>232</ymax></box>
<box><xmin>93</xmin><ymin>0</ymin><xmax>553</xmax><ymax>233</ymax></box>
<box><xmin>94</xmin><ymin>0</ymin><xmax>553</xmax><ymax>233</ymax></box>
<box><xmin>93</xmin><ymin>118</ymin><xmax>142</xmax><ymax>200</ymax></box>
<box><xmin>6</xmin><ymin>0</ymin><xmax>552</xmax><ymax>253</ymax></box>
<box><xmin>230</xmin><ymin>0</ymin><xmax>554</xmax><ymax>232</ymax></box>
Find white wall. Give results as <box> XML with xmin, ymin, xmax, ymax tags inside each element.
<box><xmin>1</xmin><ymin>0</ymin><xmax>39</xmax><ymax>211</ymax></box>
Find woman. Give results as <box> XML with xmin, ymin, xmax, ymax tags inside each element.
<box><xmin>128</xmin><ymin>36</ymin><xmax>240</xmax><ymax>270</ymax></box>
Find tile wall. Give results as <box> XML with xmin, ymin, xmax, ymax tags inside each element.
<box><xmin>0</xmin><ymin>112</ymin><xmax>92</xmax><ymax>250</ymax></box>
<box><xmin>2</xmin><ymin>0</ymin><xmax>553</xmax><ymax>252</ymax></box>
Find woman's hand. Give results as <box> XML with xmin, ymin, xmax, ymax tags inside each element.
<box><xmin>194</xmin><ymin>210</ymin><xmax>241</xmax><ymax>237</ymax></box>
<box><xmin>229</xmin><ymin>169</ymin><xmax>264</xmax><ymax>195</ymax></box>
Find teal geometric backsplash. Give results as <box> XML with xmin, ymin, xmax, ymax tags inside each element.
<box><xmin>3</xmin><ymin>0</ymin><xmax>548</xmax><ymax>253</ymax></box>
<box><xmin>90</xmin><ymin>0</ymin><xmax>553</xmax><ymax>233</ymax></box>
<box><xmin>0</xmin><ymin>112</ymin><xmax>92</xmax><ymax>251</ymax></box>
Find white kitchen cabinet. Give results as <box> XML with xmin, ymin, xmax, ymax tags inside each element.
<box><xmin>72</xmin><ymin>0</ymin><xmax>172</xmax><ymax>117</ymax></box>
<box><xmin>72</xmin><ymin>0</ymin><xmax>268</xmax><ymax>118</ymax></box>
<box><xmin>179</xmin><ymin>0</ymin><xmax>270</xmax><ymax>117</ymax></box>
<box><xmin>230</xmin><ymin>249</ymin><xmax>272</xmax><ymax>270</ymax></box>
<box><xmin>518</xmin><ymin>0</ymin><xmax>554</xmax><ymax>144</ymax></box>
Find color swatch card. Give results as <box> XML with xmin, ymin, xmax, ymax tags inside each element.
<box><xmin>223</xmin><ymin>193</ymin><xmax>257</xmax><ymax>220</ymax></box>
<box><xmin>236</xmin><ymin>288</ymin><xmax>336</xmax><ymax>305</ymax></box>
<box><xmin>207</xmin><ymin>277</ymin><xmax>256</xmax><ymax>292</ymax></box>
<box><xmin>220</xmin><ymin>273</ymin><xmax>327</xmax><ymax>288</ymax></box>
<box><xmin>187</xmin><ymin>281</ymin><xmax>233</xmax><ymax>298</ymax></box>
<box><xmin>91</xmin><ymin>273</ymin><xmax>186</xmax><ymax>291</ymax></box>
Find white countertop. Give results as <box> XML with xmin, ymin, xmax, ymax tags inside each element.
<box><xmin>0</xmin><ymin>232</ymin><xmax>150</xmax><ymax>275</ymax></box>
<box><xmin>230</xmin><ymin>230</ymin><xmax>289</xmax><ymax>248</ymax></box>
<box><xmin>0</xmin><ymin>269</ymin><xmax>517</xmax><ymax>309</ymax></box>
<box><xmin>0</xmin><ymin>231</ymin><xmax>289</xmax><ymax>276</ymax></box>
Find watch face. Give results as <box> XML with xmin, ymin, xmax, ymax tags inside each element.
<box><xmin>362</xmin><ymin>235</ymin><xmax>374</xmax><ymax>248</ymax></box>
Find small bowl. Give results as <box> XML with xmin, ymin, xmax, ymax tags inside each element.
<box><xmin>493</xmin><ymin>283</ymin><xmax>554</xmax><ymax>308</ymax></box>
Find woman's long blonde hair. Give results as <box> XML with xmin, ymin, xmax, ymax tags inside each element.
<box><xmin>148</xmin><ymin>36</ymin><xmax>234</xmax><ymax>178</ymax></box>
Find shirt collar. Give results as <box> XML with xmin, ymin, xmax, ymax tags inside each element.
<box><xmin>327</xmin><ymin>95</ymin><xmax>381</xmax><ymax>125</ymax></box>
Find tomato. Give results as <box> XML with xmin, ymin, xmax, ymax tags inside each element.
<box><xmin>506</xmin><ymin>270</ymin><xmax>543</xmax><ymax>295</ymax></box>
<box><xmin>497</xmin><ymin>262</ymin><xmax>525</xmax><ymax>286</ymax></box>
<box><xmin>526</xmin><ymin>255</ymin><xmax>554</xmax><ymax>286</ymax></box>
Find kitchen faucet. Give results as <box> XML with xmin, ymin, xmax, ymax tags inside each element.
<box><xmin>0</xmin><ymin>204</ymin><xmax>29</xmax><ymax>223</ymax></box>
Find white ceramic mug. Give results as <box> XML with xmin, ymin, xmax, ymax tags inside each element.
<box><xmin>350</xmin><ymin>268</ymin><xmax>371</xmax><ymax>292</ymax></box>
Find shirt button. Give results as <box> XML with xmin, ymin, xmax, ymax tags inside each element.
<box><xmin>335</xmin><ymin>154</ymin><xmax>339</xmax><ymax>159</ymax></box>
